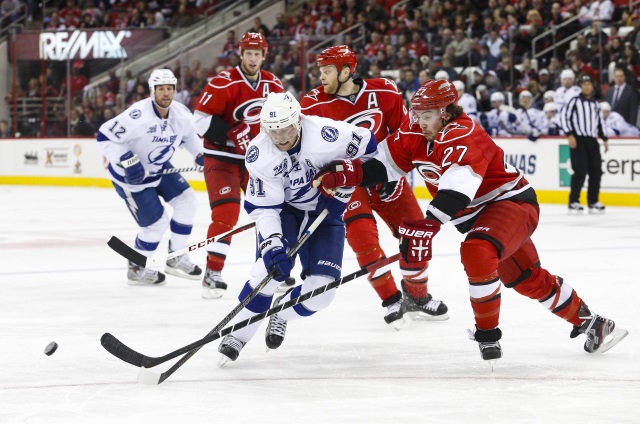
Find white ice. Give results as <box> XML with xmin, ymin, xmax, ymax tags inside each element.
<box><xmin>1</xmin><ymin>185</ymin><xmax>639</xmax><ymax>424</ymax></box>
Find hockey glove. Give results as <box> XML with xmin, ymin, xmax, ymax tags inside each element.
<box><xmin>398</xmin><ymin>219</ymin><xmax>441</xmax><ymax>263</ymax></box>
<box><xmin>374</xmin><ymin>179</ymin><xmax>405</xmax><ymax>202</ymax></box>
<box><xmin>312</xmin><ymin>159</ymin><xmax>363</xmax><ymax>196</ymax></box>
<box><xmin>508</xmin><ymin>113</ymin><xmax>517</xmax><ymax>123</ymax></box>
<box><xmin>119</xmin><ymin>151</ymin><xmax>145</xmax><ymax>185</ymax></box>
<box><xmin>195</xmin><ymin>153</ymin><xmax>204</xmax><ymax>166</ymax></box>
<box><xmin>315</xmin><ymin>187</ymin><xmax>351</xmax><ymax>218</ymax></box>
<box><xmin>227</xmin><ymin>121</ymin><xmax>252</xmax><ymax>154</ymax></box>
<box><xmin>260</xmin><ymin>235</ymin><xmax>293</xmax><ymax>282</ymax></box>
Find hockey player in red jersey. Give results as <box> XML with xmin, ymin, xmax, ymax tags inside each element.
<box><xmin>300</xmin><ymin>45</ymin><xmax>448</xmax><ymax>327</ymax></box>
<box><xmin>314</xmin><ymin>79</ymin><xmax>627</xmax><ymax>362</ymax></box>
<box><xmin>194</xmin><ymin>32</ymin><xmax>284</xmax><ymax>299</ymax></box>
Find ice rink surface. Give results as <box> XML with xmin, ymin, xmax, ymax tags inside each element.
<box><xmin>1</xmin><ymin>185</ymin><xmax>638</xmax><ymax>424</ymax></box>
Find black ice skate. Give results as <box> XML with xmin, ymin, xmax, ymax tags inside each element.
<box><xmin>568</xmin><ymin>202</ymin><xmax>585</xmax><ymax>214</ymax></box>
<box><xmin>201</xmin><ymin>268</ymin><xmax>228</xmax><ymax>299</ymax></box>
<box><xmin>382</xmin><ymin>290</ymin><xmax>405</xmax><ymax>330</ymax></box>
<box><xmin>127</xmin><ymin>261</ymin><xmax>166</xmax><ymax>286</ymax></box>
<box><xmin>468</xmin><ymin>326</ymin><xmax>503</xmax><ymax>371</ymax></box>
<box><xmin>588</xmin><ymin>202</ymin><xmax>606</xmax><ymax>214</ymax></box>
<box><xmin>570</xmin><ymin>303</ymin><xmax>628</xmax><ymax>354</ymax></box>
<box><xmin>265</xmin><ymin>294</ymin><xmax>288</xmax><ymax>350</ymax></box>
<box><xmin>401</xmin><ymin>281</ymin><xmax>449</xmax><ymax>321</ymax></box>
<box><xmin>218</xmin><ymin>335</ymin><xmax>246</xmax><ymax>367</ymax></box>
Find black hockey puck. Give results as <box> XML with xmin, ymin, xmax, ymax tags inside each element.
<box><xmin>44</xmin><ymin>341</ymin><xmax>58</xmax><ymax>356</ymax></box>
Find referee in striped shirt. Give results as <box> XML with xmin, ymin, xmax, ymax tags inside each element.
<box><xmin>561</xmin><ymin>74</ymin><xmax>609</xmax><ymax>213</ymax></box>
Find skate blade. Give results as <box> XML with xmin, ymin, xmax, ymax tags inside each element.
<box><xmin>487</xmin><ymin>359</ymin><xmax>499</xmax><ymax>372</ymax></box>
<box><xmin>127</xmin><ymin>279</ymin><xmax>167</xmax><ymax>286</ymax></box>
<box><xmin>137</xmin><ymin>367</ymin><xmax>161</xmax><ymax>385</ymax></box>
<box><xmin>165</xmin><ymin>267</ymin><xmax>202</xmax><ymax>280</ymax></box>
<box><xmin>217</xmin><ymin>355</ymin><xmax>232</xmax><ymax>368</ymax></box>
<box><xmin>408</xmin><ymin>311</ymin><xmax>450</xmax><ymax>321</ymax></box>
<box><xmin>597</xmin><ymin>328</ymin><xmax>629</xmax><ymax>354</ymax></box>
<box><xmin>390</xmin><ymin>316</ymin><xmax>408</xmax><ymax>331</ymax></box>
<box><xmin>202</xmin><ymin>287</ymin><xmax>225</xmax><ymax>299</ymax></box>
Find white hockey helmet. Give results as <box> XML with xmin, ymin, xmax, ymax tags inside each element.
<box><xmin>148</xmin><ymin>69</ymin><xmax>177</xmax><ymax>96</ymax></box>
<box><xmin>260</xmin><ymin>92</ymin><xmax>302</xmax><ymax>144</ymax></box>
<box><xmin>490</xmin><ymin>91</ymin><xmax>505</xmax><ymax>103</ymax></box>
<box><xmin>600</xmin><ymin>101</ymin><xmax>611</xmax><ymax>112</ymax></box>
<box><xmin>435</xmin><ymin>70</ymin><xmax>450</xmax><ymax>81</ymax></box>
<box><xmin>518</xmin><ymin>90</ymin><xmax>532</xmax><ymax>103</ymax></box>
<box><xmin>452</xmin><ymin>80</ymin><xmax>465</xmax><ymax>93</ymax></box>
<box><xmin>543</xmin><ymin>90</ymin><xmax>555</xmax><ymax>101</ymax></box>
<box><xmin>560</xmin><ymin>69</ymin><xmax>575</xmax><ymax>82</ymax></box>
<box><xmin>543</xmin><ymin>102</ymin><xmax>557</xmax><ymax>113</ymax></box>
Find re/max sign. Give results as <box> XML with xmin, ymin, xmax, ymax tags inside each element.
<box><xmin>39</xmin><ymin>30</ymin><xmax>132</xmax><ymax>60</ymax></box>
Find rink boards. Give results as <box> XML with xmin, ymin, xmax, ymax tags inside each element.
<box><xmin>0</xmin><ymin>136</ymin><xmax>639</xmax><ymax>206</ymax></box>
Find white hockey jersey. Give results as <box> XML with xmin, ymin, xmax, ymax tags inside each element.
<box><xmin>602</xmin><ymin>111</ymin><xmax>640</xmax><ymax>137</ymax></box>
<box><xmin>554</xmin><ymin>85</ymin><xmax>581</xmax><ymax>111</ymax></box>
<box><xmin>484</xmin><ymin>105</ymin><xmax>526</xmax><ymax>136</ymax></box>
<box><xmin>516</xmin><ymin>107</ymin><xmax>546</xmax><ymax>137</ymax></box>
<box><xmin>458</xmin><ymin>92</ymin><xmax>479</xmax><ymax>122</ymax></box>
<box><xmin>97</xmin><ymin>98</ymin><xmax>202</xmax><ymax>192</ymax></box>
<box><xmin>244</xmin><ymin>114</ymin><xmax>377</xmax><ymax>238</ymax></box>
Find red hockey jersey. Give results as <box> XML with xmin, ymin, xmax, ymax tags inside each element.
<box><xmin>380</xmin><ymin>113</ymin><xmax>536</xmax><ymax>232</ymax></box>
<box><xmin>195</xmin><ymin>66</ymin><xmax>283</xmax><ymax>138</ymax></box>
<box><xmin>300</xmin><ymin>78</ymin><xmax>407</xmax><ymax>143</ymax></box>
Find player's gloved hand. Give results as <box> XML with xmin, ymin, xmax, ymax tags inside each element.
<box><xmin>479</xmin><ymin>113</ymin><xmax>489</xmax><ymax>130</ymax></box>
<box><xmin>260</xmin><ymin>235</ymin><xmax>293</xmax><ymax>282</ymax></box>
<box><xmin>311</xmin><ymin>159</ymin><xmax>363</xmax><ymax>196</ymax></box>
<box><xmin>227</xmin><ymin>121</ymin><xmax>252</xmax><ymax>154</ymax></box>
<box><xmin>315</xmin><ymin>190</ymin><xmax>348</xmax><ymax>218</ymax></box>
<box><xmin>398</xmin><ymin>219</ymin><xmax>441</xmax><ymax>263</ymax></box>
<box><xmin>119</xmin><ymin>151</ymin><xmax>145</xmax><ymax>184</ymax></box>
<box><xmin>527</xmin><ymin>134</ymin><xmax>538</xmax><ymax>142</ymax></box>
<box><xmin>613</xmin><ymin>128</ymin><xmax>621</xmax><ymax>136</ymax></box>
<box><xmin>508</xmin><ymin>113</ymin><xmax>517</xmax><ymax>123</ymax></box>
<box><xmin>195</xmin><ymin>153</ymin><xmax>204</xmax><ymax>167</ymax></box>
<box><xmin>374</xmin><ymin>179</ymin><xmax>405</xmax><ymax>202</ymax></box>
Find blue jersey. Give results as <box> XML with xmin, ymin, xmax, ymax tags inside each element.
<box><xmin>244</xmin><ymin>114</ymin><xmax>377</xmax><ymax>238</ymax></box>
<box><xmin>97</xmin><ymin>97</ymin><xmax>202</xmax><ymax>192</ymax></box>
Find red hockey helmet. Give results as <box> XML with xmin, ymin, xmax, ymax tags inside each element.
<box><xmin>239</xmin><ymin>32</ymin><xmax>268</xmax><ymax>55</ymax></box>
<box><xmin>316</xmin><ymin>45</ymin><xmax>357</xmax><ymax>74</ymax></box>
<box><xmin>411</xmin><ymin>79</ymin><xmax>459</xmax><ymax>111</ymax></box>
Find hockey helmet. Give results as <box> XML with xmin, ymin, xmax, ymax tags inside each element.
<box><xmin>316</xmin><ymin>45</ymin><xmax>357</xmax><ymax>74</ymax></box>
<box><xmin>239</xmin><ymin>32</ymin><xmax>268</xmax><ymax>55</ymax></box>
<box><xmin>599</xmin><ymin>101</ymin><xmax>611</xmax><ymax>112</ymax></box>
<box><xmin>260</xmin><ymin>92</ymin><xmax>302</xmax><ymax>143</ymax></box>
<box><xmin>410</xmin><ymin>79</ymin><xmax>459</xmax><ymax>122</ymax></box>
<box><xmin>434</xmin><ymin>70</ymin><xmax>450</xmax><ymax>81</ymax></box>
<box><xmin>560</xmin><ymin>69</ymin><xmax>575</xmax><ymax>81</ymax></box>
<box><xmin>148</xmin><ymin>69</ymin><xmax>177</xmax><ymax>96</ymax></box>
<box><xmin>490</xmin><ymin>91</ymin><xmax>506</xmax><ymax>103</ymax></box>
<box><xmin>543</xmin><ymin>102</ymin><xmax>557</xmax><ymax>113</ymax></box>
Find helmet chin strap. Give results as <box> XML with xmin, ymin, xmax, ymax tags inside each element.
<box><xmin>335</xmin><ymin>67</ymin><xmax>352</xmax><ymax>95</ymax></box>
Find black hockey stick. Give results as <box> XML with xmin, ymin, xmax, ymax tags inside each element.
<box><xmin>151</xmin><ymin>165</ymin><xmax>203</xmax><ymax>175</ymax></box>
<box><xmin>107</xmin><ymin>222</ymin><xmax>256</xmax><ymax>268</ymax></box>
<box><xmin>101</xmin><ymin>210</ymin><xmax>329</xmax><ymax>374</ymax></box>
<box><xmin>101</xmin><ymin>252</ymin><xmax>400</xmax><ymax>384</ymax></box>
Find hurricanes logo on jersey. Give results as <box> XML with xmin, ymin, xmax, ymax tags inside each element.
<box><xmin>440</xmin><ymin>122</ymin><xmax>468</xmax><ymax>138</ymax></box>
<box><xmin>234</xmin><ymin>98</ymin><xmax>266</xmax><ymax>126</ymax></box>
<box><xmin>415</xmin><ymin>162</ymin><xmax>442</xmax><ymax>185</ymax></box>
<box><xmin>345</xmin><ymin>109</ymin><xmax>383</xmax><ymax>135</ymax></box>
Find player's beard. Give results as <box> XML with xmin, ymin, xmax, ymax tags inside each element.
<box><xmin>241</xmin><ymin>62</ymin><xmax>260</xmax><ymax>77</ymax></box>
<box><xmin>323</xmin><ymin>79</ymin><xmax>338</xmax><ymax>95</ymax></box>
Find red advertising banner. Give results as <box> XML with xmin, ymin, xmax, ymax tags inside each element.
<box><xmin>14</xmin><ymin>29</ymin><xmax>166</xmax><ymax>61</ymax></box>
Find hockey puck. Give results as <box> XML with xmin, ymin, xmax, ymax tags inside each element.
<box><xmin>44</xmin><ymin>341</ymin><xmax>58</xmax><ymax>356</ymax></box>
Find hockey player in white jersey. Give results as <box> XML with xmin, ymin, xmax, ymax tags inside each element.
<box><xmin>554</xmin><ymin>69</ymin><xmax>581</xmax><ymax>112</ymax></box>
<box><xmin>97</xmin><ymin>69</ymin><xmax>204</xmax><ymax>285</ymax></box>
<box><xmin>217</xmin><ymin>92</ymin><xmax>377</xmax><ymax>365</ymax></box>
<box><xmin>600</xmin><ymin>101</ymin><xmax>640</xmax><ymax>137</ymax></box>
<box><xmin>516</xmin><ymin>90</ymin><xmax>546</xmax><ymax>141</ymax></box>
<box><xmin>481</xmin><ymin>92</ymin><xmax>525</xmax><ymax>136</ymax></box>
<box><xmin>453</xmin><ymin>80</ymin><xmax>479</xmax><ymax>122</ymax></box>
<box><xmin>542</xmin><ymin>102</ymin><xmax>564</xmax><ymax>135</ymax></box>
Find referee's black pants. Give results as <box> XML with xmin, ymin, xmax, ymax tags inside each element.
<box><xmin>569</xmin><ymin>136</ymin><xmax>603</xmax><ymax>205</ymax></box>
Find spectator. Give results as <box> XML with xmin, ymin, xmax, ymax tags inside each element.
<box><xmin>449</xmin><ymin>29</ymin><xmax>470</xmax><ymax>66</ymax></box>
<box><xmin>59</xmin><ymin>61</ymin><xmax>88</xmax><ymax>99</ymax></box>
<box><xmin>251</xmin><ymin>17</ymin><xmax>270</xmax><ymax>37</ymax></box>
<box><xmin>604</xmin><ymin>67</ymin><xmax>639</xmax><ymax>125</ymax></box>
<box><xmin>170</xmin><ymin>4</ymin><xmax>192</xmax><ymax>28</ymax></box>
<box><xmin>484</xmin><ymin>27</ymin><xmax>504</xmax><ymax>60</ymax></box>
<box><xmin>1</xmin><ymin>0</ymin><xmax>24</xmax><ymax>25</ymax></box>
<box><xmin>0</xmin><ymin>120</ymin><xmax>12</xmax><ymax>138</ymax></box>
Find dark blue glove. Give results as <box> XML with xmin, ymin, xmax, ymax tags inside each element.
<box><xmin>260</xmin><ymin>235</ymin><xmax>293</xmax><ymax>282</ymax></box>
<box><xmin>119</xmin><ymin>151</ymin><xmax>145</xmax><ymax>184</ymax></box>
<box><xmin>316</xmin><ymin>192</ymin><xmax>347</xmax><ymax>217</ymax></box>
<box><xmin>527</xmin><ymin>134</ymin><xmax>538</xmax><ymax>142</ymax></box>
<box><xmin>479</xmin><ymin>113</ymin><xmax>489</xmax><ymax>130</ymax></box>
<box><xmin>613</xmin><ymin>128</ymin><xmax>620</xmax><ymax>136</ymax></box>
<box><xmin>508</xmin><ymin>113</ymin><xmax>517</xmax><ymax>123</ymax></box>
<box><xmin>195</xmin><ymin>153</ymin><xmax>204</xmax><ymax>166</ymax></box>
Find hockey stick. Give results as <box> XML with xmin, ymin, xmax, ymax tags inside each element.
<box><xmin>107</xmin><ymin>222</ymin><xmax>256</xmax><ymax>268</ymax></box>
<box><xmin>101</xmin><ymin>252</ymin><xmax>400</xmax><ymax>383</ymax></box>
<box><xmin>101</xmin><ymin>209</ymin><xmax>330</xmax><ymax>377</ymax></box>
<box><xmin>152</xmin><ymin>165</ymin><xmax>203</xmax><ymax>175</ymax></box>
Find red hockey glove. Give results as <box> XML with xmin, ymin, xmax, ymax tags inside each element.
<box><xmin>373</xmin><ymin>178</ymin><xmax>405</xmax><ymax>202</ymax></box>
<box><xmin>227</xmin><ymin>121</ymin><xmax>252</xmax><ymax>154</ymax></box>
<box><xmin>311</xmin><ymin>159</ymin><xmax>363</xmax><ymax>197</ymax></box>
<box><xmin>398</xmin><ymin>219</ymin><xmax>441</xmax><ymax>263</ymax></box>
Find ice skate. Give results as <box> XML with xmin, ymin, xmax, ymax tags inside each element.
<box><xmin>218</xmin><ymin>335</ymin><xmax>246</xmax><ymax>367</ymax></box>
<box><xmin>382</xmin><ymin>291</ymin><xmax>405</xmax><ymax>330</ymax></box>
<box><xmin>265</xmin><ymin>295</ymin><xmax>288</xmax><ymax>350</ymax></box>
<box><xmin>568</xmin><ymin>202</ymin><xmax>584</xmax><ymax>214</ymax></box>
<box><xmin>165</xmin><ymin>252</ymin><xmax>202</xmax><ymax>280</ymax></box>
<box><xmin>201</xmin><ymin>268</ymin><xmax>228</xmax><ymax>299</ymax></box>
<box><xmin>127</xmin><ymin>261</ymin><xmax>166</xmax><ymax>286</ymax></box>
<box><xmin>570</xmin><ymin>303</ymin><xmax>628</xmax><ymax>354</ymax></box>
<box><xmin>401</xmin><ymin>284</ymin><xmax>449</xmax><ymax>321</ymax></box>
<box><xmin>588</xmin><ymin>202</ymin><xmax>606</xmax><ymax>214</ymax></box>
<box><xmin>468</xmin><ymin>326</ymin><xmax>502</xmax><ymax>371</ymax></box>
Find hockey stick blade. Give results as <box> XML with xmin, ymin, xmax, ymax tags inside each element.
<box><xmin>117</xmin><ymin>253</ymin><xmax>401</xmax><ymax>383</ymax></box>
<box><xmin>101</xmin><ymin>333</ymin><xmax>145</xmax><ymax>367</ymax></box>
<box><xmin>108</xmin><ymin>222</ymin><xmax>256</xmax><ymax>267</ymax></box>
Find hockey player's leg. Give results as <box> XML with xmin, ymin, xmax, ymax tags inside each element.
<box><xmin>115</xmin><ymin>185</ymin><xmax>168</xmax><ymax>286</ymax></box>
<box><xmin>203</xmin><ymin>158</ymin><xmax>242</xmax><ymax>298</ymax></box>
<box><xmin>162</xmin><ymin>182</ymin><xmax>202</xmax><ymax>280</ymax></box>
<box><xmin>345</xmin><ymin>194</ymin><xmax>403</xmax><ymax>327</ymax></box>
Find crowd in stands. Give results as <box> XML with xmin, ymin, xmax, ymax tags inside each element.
<box><xmin>3</xmin><ymin>0</ymin><xmax>640</xmax><ymax>138</ymax></box>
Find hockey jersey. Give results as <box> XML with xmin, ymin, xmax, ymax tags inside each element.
<box><xmin>378</xmin><ymin>113</ymin><xmax>536</xmax><ymax>232</ymax></box>
<box><xmin>457</xmin><ymin>92</ymin><xmax>479</xmax><ymax>122</ymax></box>
<box><xmin>300</xmin><ymin>78</ymin><xmax>407</xmax><ymax>142</ymax></box>
<box><xmin>554</xmin><ymin>85</ymin><xmax>581</xmax><ymax>111</ymax></box>
<box><xmin>244</xmin><ymin>114</ymin><xmax>377</xmax><ymax>238</ymax></box>
<box><xmin>516</xmin><ymin>107</ymin><xmax>546</xmax><ymax>137</ymax></box>
<box><xmin>602</xmin><ymin>111</ymin><xmax>640</xmax><ymax>137</ymax></box>
<box><xmin>193</xmin><ymin>66</ymin><xmax>283</xmax><ymax>147</ymax></box>
<box><xmin>97</xmin><ymin>97</ymin><xmax>202</xmax><ymax>192</ymax></box>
